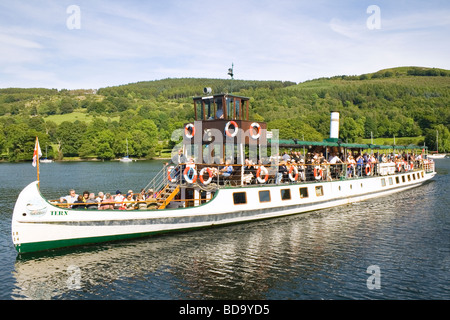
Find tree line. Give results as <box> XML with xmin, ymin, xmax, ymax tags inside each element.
<box><xmin>0</xmin><ymin>67</ymin><xmax>449</xmax><ymax>162</ymax></box>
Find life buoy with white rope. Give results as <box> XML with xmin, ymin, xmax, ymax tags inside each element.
<box><xmin>365</xmin><ymin>164</ymin><xmax>372</xmax><ymax>176</ymax></box>
<box><xmin>225</xmin><ymin>121</ymin><xmax>238</xmax><ymax>138</ymax></box>
<box><xmin>199</xmin><ymin>167</ymin><xmax>213</xmax><ymax>185</ymax></box>
<box><xmin>185</xmin><ymin>123</ymin><xmax>195</xmax><ymax>139</ymax></box>
<box><xmin>314</xmin><ymin>166</ymin><xmax>323</xmax><ymax>180</ymax></box>
<box><xmin>397</xmin><ymin>163</ymin><xmax>402</xmax><ymax>172</ymax></box>
<box><xmin>403</xmin><ymin>161</ymin><xmax>409</xmax><ymax>172</ymax></box>
<box><xmin>256</xmin><ymin>166</ymin><xmax>269</xmax><ymax>183</ymax></box>
<box><xmin>167</xmin><ymin>166</ymin><xmax>175</xmax><ymax>182</ymax></box>
<box><xmin>250</xmin><ymin>122</ymin><xmax>261</xmax><ymax>140</ymax></box>
<box><xmin>183</xmin><ymin>166</ymin><xmax>197</xmax><ymax>184</ymax></box>
<box><xmin>410</xmin><ymin>162</ymin><xmax>414</xmax><ymax>170</ymax></box>
<box><xmin>288</xmin><ymin>166</ymin><xmax>298</xmax><ymax>182</ymax></box>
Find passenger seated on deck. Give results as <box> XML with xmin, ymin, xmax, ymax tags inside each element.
<box><xmin>59</xmin><ymin>189</ymin><xmax>78</xmax><ymax>208</ymax></box>
<box><xmin>99</xmin><ymin>193</ymin><xmax>114</xmax><ymax>210</ymax></box>
<box><xmin>124</xmin><ymin>193</ymin><xmax>136</xmax><ymax>210</ymax></box>
<box><xmin>114</xmin><ymin>190</ymin><xmax>125</xmax><ymax>209</ymax></box>
<box><xmin>86</xmin><ymin>193</ymin><xmax>98</xmax><ymax>210</ymax></box>
<box><xmin>220</xmin><ymin>160</ymin><xmax>233</xmax><ymax>177</ymax></box>
<box><xmin>136</xmin><ymin>194</ymin><xmax>147</xmax><ymax>210</ymax></box>
<box><xmin>72</xmin><ymin>195</ymin><xmax>86</xmax><ymax>209</ymax></box>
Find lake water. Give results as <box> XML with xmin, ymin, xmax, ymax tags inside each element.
<box><xmin>0</xmin><ymin>159</ymin><xmax>448</xmax><ymax>301</ymax></box>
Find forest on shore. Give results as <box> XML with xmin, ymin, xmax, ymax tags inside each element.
<box><xmin>0</xmin><ymin>66</ymin><xmax>449</xmax><ymax>162</ymax></box>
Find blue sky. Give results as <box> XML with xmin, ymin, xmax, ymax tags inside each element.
<box><xmin>0</xmin><ymin>0</ymin><xmax>449</xmax><ymax>89</ymax></box>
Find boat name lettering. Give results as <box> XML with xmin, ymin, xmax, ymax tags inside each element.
<box><xmin>51</xmin><ymin>210</ymin><xmax>68</xmax><ymax>216</ymax></box>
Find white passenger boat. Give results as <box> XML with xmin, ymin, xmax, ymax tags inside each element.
<box><xmin>12</xmin><ymin>93</ymin><xmax>436</xmax><ymax>254</ymax></box>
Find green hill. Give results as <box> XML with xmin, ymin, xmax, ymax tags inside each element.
<box><xmin>0</xmin><ymin>66</ymin><xmax>448</xmax><ymax>161</ymax></box>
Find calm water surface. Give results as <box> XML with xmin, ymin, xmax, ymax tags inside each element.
<box><xmin>0</xmin><ymin>159</ymin><xmax>448</xmax><ymax>300</ymax></box>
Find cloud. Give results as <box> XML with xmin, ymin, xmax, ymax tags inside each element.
<box><xmin>0</xmin><ymin>0</ymin><xmax>449</xmax><ymax>89</ymax></box>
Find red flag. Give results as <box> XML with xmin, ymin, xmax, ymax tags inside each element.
<box><xmin>32</xmin><ymin>137</ymin><xmax>42</xmax><ymax>167</ymax></box>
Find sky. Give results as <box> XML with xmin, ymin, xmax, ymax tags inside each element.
<box><xmin>0</xmin><ymin>0</ymin><xmax>449</xmax><ymax>89</ymax></box>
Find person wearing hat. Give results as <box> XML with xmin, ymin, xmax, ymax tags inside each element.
<box><xmin>114</xmin><ymin>190</ymin><xmax>124</xmax><ymax>209</ymax></box>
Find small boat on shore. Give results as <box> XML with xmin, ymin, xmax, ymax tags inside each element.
<box><xmin>12</xmin><ymin>93</ymin><xmax>436</xmax><ymax>254</ymax></box>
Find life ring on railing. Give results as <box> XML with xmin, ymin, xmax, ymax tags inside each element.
<box><xmin>199</xmin><ymin>167</ymin><xmax>213</xmax><ymax>185</ymax></box>
<box><xmin>396</xmin><ymin>163</ymin><xmax>402</xmax><ymax>172</ymax></box>
<box><xmin>225</xmin><ymin>120</ymin><xmax>238</xmax><ymax>138</ymax></box>
<box><xmin>167</xmin><ymin>166</ymin><xmax>175</xmax><ymax>182</ymax></box>
<box><xmin>410</xmin><ymin>162</ymin><xmax>414</xmax><ymax>170</ymax></box>
<box><xmin>365</xmin><ymin>164</ymin><xmax>372</xmax><ymax>176</ymax></box>
<box><xmin>314</xmin><ymin>166</ymin><xmax>323</xmax><ymax>180</ymax></box>
<box><xmin>288</xmin><ymin>166</ymin><xmax>298</xmax><ymax>182</ymax></box>
<box><xmin>183</xmin><ymin>166</ymin><xmax>197</xmax><ymax>184</ymax></box>
<box><xmin>185</xmin><ymin>123</ymin><xmax>195</xmax><ymax>139</ymax></box>
<box><xmin>250</xmin><ymin>122</ymin><xmax>261</xmax><ymax>139</ymax></box>
<box><xmin>256</xmin><ymin>166</ymin><xmax>269</xmax><ymax>183</ymax></box>
<box><xmin>403</xmin><ymin>161</ymin><xmax>409</xmax><ymax>172</ymax></box>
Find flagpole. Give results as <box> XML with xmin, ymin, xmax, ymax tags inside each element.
<box><xmin>36</xmin><ymin>137</ymin><xmax>40</xmax><ymax>187</ymax></box>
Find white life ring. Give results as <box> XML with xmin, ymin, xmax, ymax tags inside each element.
<box><xmin>256</xmin><ymin>166</ymin><xmax>269</xmax><ymax>183</ymax></box>
<box><xmin>225</xmin><ymin>121</ymin><xmax>238</xmax><ymax>138</ymax></box>
<box><xmin>288</xmin><ymin>166</ymin><xmax>298</xmax><ymax>181</ymax></box>
<box><xmin>199</xmin><ymin>167</ymin><xmax>213</xmax><ymax>185</ymax></box>
<box><xmin>167</xmin><ymin>166</ymin><xmax>175</xmax><ymax>182</ymax></box>
<box><xmin>185</xmin><ymin>123</ymin><xmax>195</xmax><ymax>139</ymax></box>
<box><xmin>183</xmin><ymin>166</ymin><xmax>197</xmax><ymax>184</ymax></box>
<box><xmin>365</xmin><ymin>164</ymin><xmax>372</xmax><ymax>176</ymax></box>
<box><xmin>314</xmin><ymin>166</ymin><xmax>323</xmax><ymax>180</ymax></box>
<box><xmin>250</xmin><ymin>122</ymin><xmax>261</xmax><ymax>139</ymax></box>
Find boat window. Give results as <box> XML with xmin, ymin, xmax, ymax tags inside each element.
<box><xmin>215</xmin><ymin>97</ymin><xmax>223</xmax><ymax>119</ymax></box>
<box><xmin>381</xmin><ymin>178</ymin><xmax>386</xmax><ymax>187</ymax></box>
<box><xmin>412</xmin><ymin>174</ymin><xmax>416</xmax><ymax>180</ymax></box>
<box><xmin>196</xmin><ymin>100</ymin><xmax>203</xmax><ymax>120</ymax></box>
<box><xmin>235</xmin><ymin>99</ymin><xmax>240</xmax><ymax>119</ymax></box>
<box><xmin>315</xmin><ymin>186</ymin><xmax>324</xmax><ymax>196</ymax></box>
<box><xmin>395</xmin><ymin>177</ymin><xmax>400</xmax><ymax>184</ymax></box>
<box><xmin>402</xmin><ymin>176</ymin><xmax>406</xmax><ymax>183</ymax></box>
<box><xmin>407</xmin><ymin>175</ymin><xmax>411</xmax><ymax>181</ymax></box>
<box><xmin>233</xmin><ymin>192</ymin><xmax>247</xmax><ymax>205</ymax></box>
<box><xmin>417</xmin><ymin>173</ymin><xmax>421</xmax><ymax>179</ymax></box>
<box><xmin>421</xmin><ymin>172</ymin><xmax>424</xmax><ymax>178</ymax></box>
<box><xmin>299</xmin><ymin>187</ymin><xmax>309</xmax><ymax>198</ymax></box>
<box><xmin>389</xmin><ymin>177</ymin><xmax>393</xmax><ymax>185</ymax></box>
<box><xmin>280</xmin><ymin>189</ymin><xmax>291</xmax><ymax>200</ymax></box>
<box><xmin>259</xmin><ymin>190</ymin><xmax>271</xmax><ymax>203</ymax></box>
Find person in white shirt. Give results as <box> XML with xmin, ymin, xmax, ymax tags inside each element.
<box><xmin>59</xmin><ymin>189</ymin><xmax>78</xmax><ymax>208</ymax></box>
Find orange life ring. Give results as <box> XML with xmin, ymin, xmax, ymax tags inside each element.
<box><xmin>314</xmin><ymin>166</ymin><xmax>323</xmax><ymax>180</ymax></box>
<box><xmin>288</xmin><ymin>166</ymin><xmax>298</xmax><ymax>181</ymax></box>
<box><xmin>225</xmin><ymin>121</ymin><xmax>238</xmax><ymax>138</ymax></box>
<box><xmin>250</xmin><ymin>122</ymin><xmax>261</xmax><ymax>139</ymax></box>
<box><xmin>199</xmin><ymin>167</ymin><xmax>213</xmax><ymax>185</ymax></box>
<box><xmin>167</xmin><ymin>166</ymin><xmax>175</xmax><ymax>182</ymax></box>
<box><xmin>183</xmin><ymin>166</ymin><xmax>197</xmax><ymax>184</ymax></box>
<box><xmin>365</xmin><ymin>164</ymin><xmax>372</xmax><ymax>176</ymax></box>
<box><xmin>410</xmin><ymin>162</ymin><xmax>414</xmax><ymax>170</ymax></box>
<box><xmin>185</xmin><ymin>123</ymin><xmax>195</xmax><ymax>139</ymax></box>
<box><xmin>397</xmin><ymin>163</ymin><xmax>402</xmax><ymax>172</ymax></box>
<box><xmin>256</xmin><ymin>166</ymin><xmax>269</xmax><ymax>183</ymax></box>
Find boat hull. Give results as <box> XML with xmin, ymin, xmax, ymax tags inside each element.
<box><xmin>12</xmin><ymin>169</ymin><xmax>435</xmax><ymax>254</ymax></box>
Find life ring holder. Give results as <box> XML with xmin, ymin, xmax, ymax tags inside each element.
<box><xmin>250</xmin><ymin>122</ymin><xmax>261</xmax><ymax>140</ymax></box>
<box><xmin>288</xmin><ymin>166</ymin><xmax>298</xmax><ymax>182</ymax></box>
<box><xmin>183</xmin><ymin>166</ymin><xmax>197</xmax><ymax>184</ymax></box>
<box><xmin>199</xmin><ymin>167</ymin><xmax>213</xmax><ymax>185</ymax></box>
<box><xmin>256</xmin><ymin>166</ymin><xmax>269</xmax><ymax>183</ymax></box>
<box><xmin>225</xmin><ymin>121</ymin><xmax>239</xmax><ymax>138</ymax></box>
<box><xmin>185</xmin><ymin>123</ymin><xmax>195</xmax><ymax>139</ymax></box>
<box><xmin>314</xmin><ymin>166</ymin><xmax>323</xmax><ymax>180</ymax></box>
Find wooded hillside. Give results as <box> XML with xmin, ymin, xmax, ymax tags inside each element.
<box><xmin>0</xmin><ymin>66</ymin><xmax>448</xmax><ymax>161</ymax></box>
